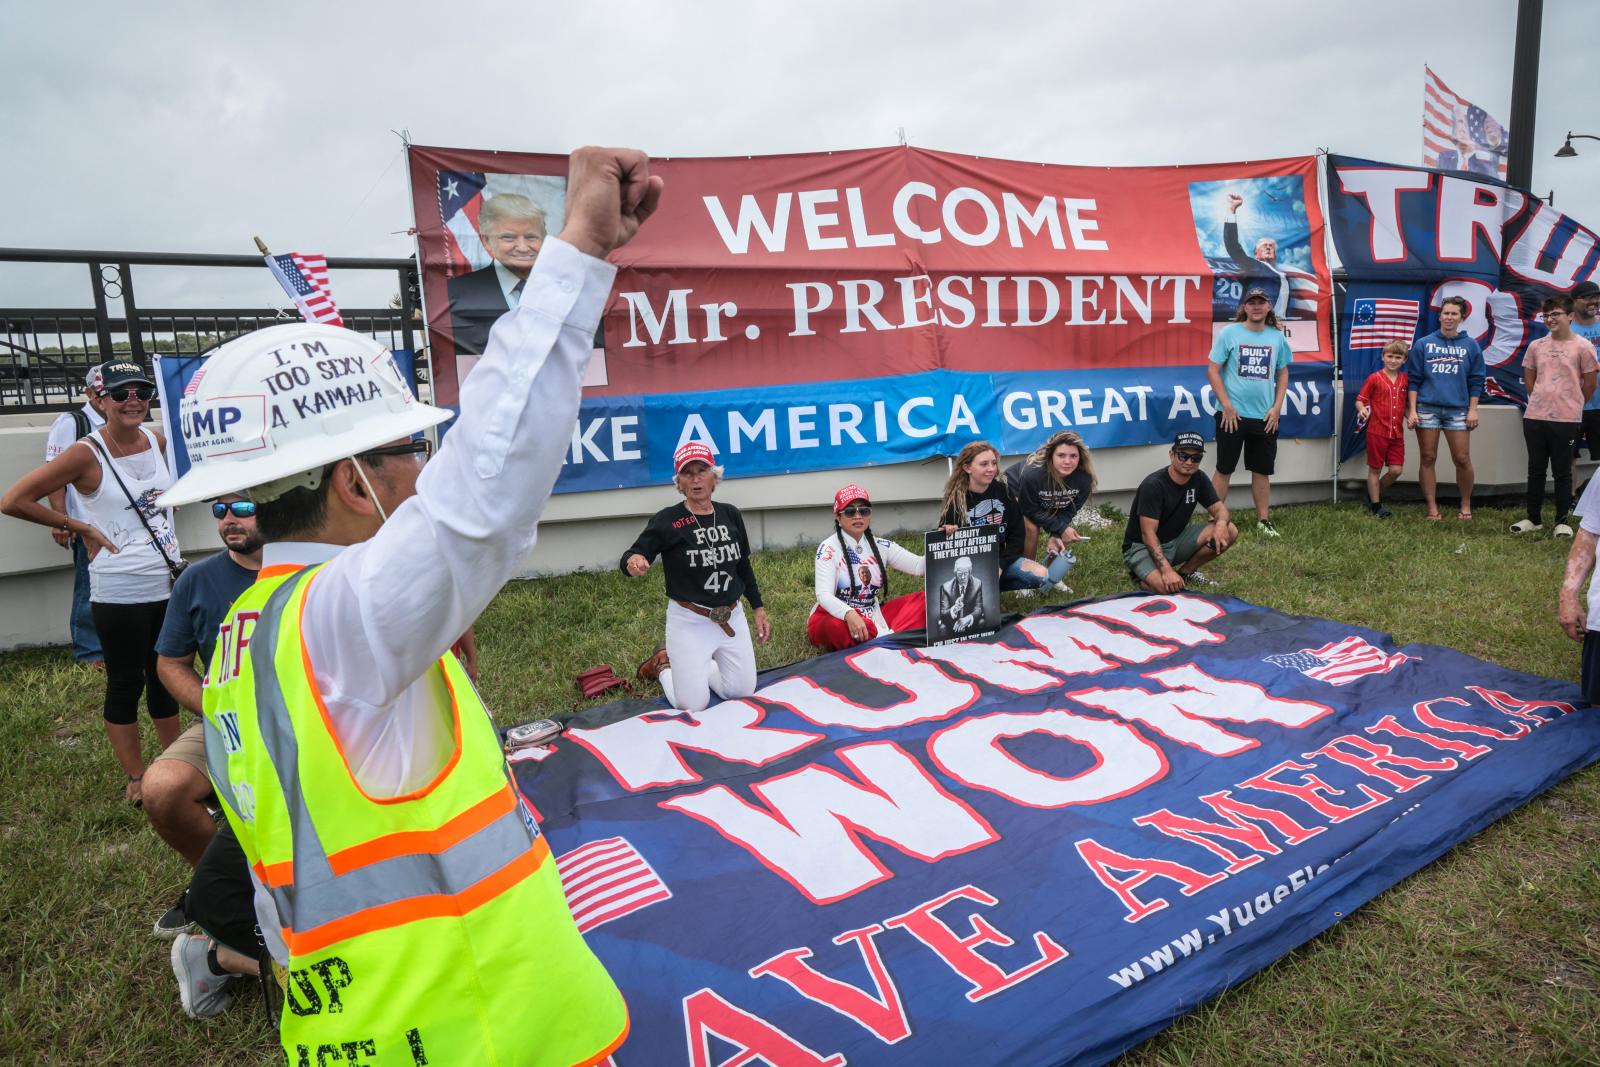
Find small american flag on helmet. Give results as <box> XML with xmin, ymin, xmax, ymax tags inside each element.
<box><xmin>265</xmin><ymin>252</ymin><xmax>343</xmax><ymax>327</ymax></box>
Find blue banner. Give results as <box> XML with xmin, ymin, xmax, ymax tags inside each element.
<box><xmin>1326</xmin><ymin>155</ymin><xmax>1600</xmax><ymax>460</ymax></box>
<box><xmin>514</xmin><ymin>594</ymin><xmax>1598</xmax><ymax>1066</ymax></box>
<box><xmin>553</xmin><ymin>364</ymin><xmax>1335</xmax><ymax>493</ymax></box>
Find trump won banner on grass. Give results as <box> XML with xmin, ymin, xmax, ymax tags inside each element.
<box><xmin>407</xmin><ymin>146</ymin><xmax>1336</xmax><ymax>492</ymax></box>
<box><xmin>1327</xmin><ymin>154</ymin><xmax>1600</xmax><ymax>459</ymax></box>
<box><xmin>512</xmin><ymin>594</ymin><xmax>1600</xmax><ymax>1066</ymax></box>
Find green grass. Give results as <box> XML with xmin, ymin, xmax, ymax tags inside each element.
<box><xmin>1</xmin><ymin>502</ymin><xmax>1596</xmax><ymax>1066</ymax></box>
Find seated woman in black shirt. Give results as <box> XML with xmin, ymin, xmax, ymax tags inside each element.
<box><xmin>936</xmin><ymin>440</ymin><xmax>1052</xmax><ymax>593</ymax></box>
<box><xmin>622</xmin><ymin>442</ymin><xmax>770</xmax><ymax>712</ymax></box>
<box><xmin>1003</xmin><ymin>430</ymin><xmax>1096</xmax><ymax>592</ymax></box>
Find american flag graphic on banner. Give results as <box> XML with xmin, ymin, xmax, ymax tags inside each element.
<box><xmin>1284</xmin><ymin>269</ymin><xmax>1320</xmax><ymax>317</ymax></box>
<box><xmin>436</xmin><ymin>169</ymin><xmax>490</xmax><ymax>277</ymax></box>
<box><xmin>556</xmin><ymin>836</ymin><xmax>671</xmax><ymax>933</ymax></box>
<box><xmin>265</xmin><ymin>252</ymin><xmax>343</xmax><ymax>326</ymax></box>
<box><xmin>1348</xmin><ymin>298</ymin><xmax>1421</xmax><ymax>348</ymax></box>
<box><xmin>1422</xmin><ymin>66</ymin><xmax>1508</xmax><ymax>180</ymax></box>
<box><xmin>1265</xmin><ymin>636</ymin><xmax>1412</xmax><ymax>686</ymax></box>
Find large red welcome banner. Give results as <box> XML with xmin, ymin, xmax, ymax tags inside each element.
<box><xmin>411</xmin><ymin>146</ymin><xmax>1331</xmax><ymax>397</ymax></box>
<box><xmin>408</xmin><ymin>147</ymin><xmax>1334</xmax><ymax>491</ymax></box>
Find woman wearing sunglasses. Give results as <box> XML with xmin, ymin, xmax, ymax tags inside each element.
<box><xmin>808</xmin><ymin>485</ymin><xmax>927</xmax><ymax>651</ymax></box>
<box><xmin>2</xmin><ymin>360</ymin><xmax>183</xmax><ymax>806</ymax></box>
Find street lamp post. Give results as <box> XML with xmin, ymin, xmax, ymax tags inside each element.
<box><xmin>1555</xmin><ymin>133</ymin><xmax>1600</xmax><ymax>158</ymax></box>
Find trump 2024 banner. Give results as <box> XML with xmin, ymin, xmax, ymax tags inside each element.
<box><xmin>406</xmin><ymin>147</ymin><xmax>1336</xmax><ymax>493</ymax></box>
<box><xmin>1327</xmin><ymin>155</ymin><xmax>1600</xmax><ymax>458</ymax></box>
<box><xmin>512</xmin><ymin>594</ymin><xmax>1599</xmax><ymax>1065</ymax></box>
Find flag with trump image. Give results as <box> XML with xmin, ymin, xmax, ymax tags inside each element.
<box><xmin>511</xmin><ymin>592</ymin><xmax>1599</xmax><ymax>1066</ymax></box>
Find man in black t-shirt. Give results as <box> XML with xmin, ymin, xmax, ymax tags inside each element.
<box><xmin>1122</xmin><ymin>432</ymin><xmax>1237</xmax><ymax>593</ymax></box>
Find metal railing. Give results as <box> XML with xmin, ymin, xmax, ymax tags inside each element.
<box><xmin>0</xmin><ymin>248</ymin><xmax>422</xmax><ymax>411</ymax></box>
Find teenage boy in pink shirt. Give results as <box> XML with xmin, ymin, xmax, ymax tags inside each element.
<box><xmin>1354</xmin><ymin>340</ymin><xmax>1409</xmax><ymax>519</ymax></box>
<box><xmin>1515</xmin><ymin>294</ymin><xmax>1599</xmax><ymax>537</ymax></box>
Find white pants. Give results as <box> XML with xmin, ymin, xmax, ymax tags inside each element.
<box><xmin>659</xmin><ymin>600</ymin><xmax>758</xmax><ymax>713</ymax></box>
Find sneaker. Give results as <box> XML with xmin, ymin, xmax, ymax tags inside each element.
<box><xmin>1258</xmin><ymin>519</ymin><xmax>1280</xmax><ymax>538</ymax></box>
<box><xmin>1374</xmin><ymin>505</ymin><xmax>1393</xmax><ymax>519</ymax></box>
<box><xmin>1011</xmin><ymin>586</ymin><xmax>1039</xmax><ymax>599</ymax></box>
<box><xmin>1555</xmin><ymin>523</ymin><xmax>1575</xmax><ymax>539</ymax></box>
<box><xmin>154</xmin><ymin>893</ymin><xmax>191</xmax><ymax>941</ymax></box>
<box><xmin>1052</xmin><ymin>581</ymin><xmax>1073</xmax><ymax>595</ymax></box>
<box><xmin>1509</xmin><ymin>519</ymin><xmax>1542</xmax><ymax>534</ymax></box>
<box><xmin>1183</xmin><ymin>570</ymin><xmax>1218</xmax><ymax>589</ymax></box>
<box><xmin>171</xmin><ymin>933</ymin><xmax>232</xmax><ymax>1019</ymax></box>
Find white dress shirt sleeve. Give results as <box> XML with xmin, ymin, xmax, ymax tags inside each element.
<box><xmin>302</xmin><ymin>237</ymin><xmax>616</xmax><ymax>712</ymax></box>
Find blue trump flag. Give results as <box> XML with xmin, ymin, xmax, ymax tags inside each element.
<box><xmin>513</xmin><ymin>593</ymin><xmax>1598</xmax><ymax>1066</ymax></box>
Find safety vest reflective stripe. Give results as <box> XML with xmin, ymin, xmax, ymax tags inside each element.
<box><xmin>250</xmin><ymin>786</ymin><xmax>522</xmax><ymax>885</ymax></box>
<box><xmin>326</xmin><ymin>786</ymin><xmax>518</xmax><ymax>876</ymax></box>
<box><xmin>245</xmin><ymin>568</ymin><xmax>543</xmax><ymax>940</ymax></box>
<box><xmin>283</xmin><ymin>836</ymin><xmax>551</xmax><ymax>958</ymax></box>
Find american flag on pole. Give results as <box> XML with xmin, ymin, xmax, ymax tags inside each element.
<box><xmin>265</xmin><ymin>252</ymin><xmax>343</xmax><ymax>326</ymax></box>
<box><xmin>1423</xmin><ymin>66</ymin><xmax>1508</xmax><ymax>180</ymax></box>
<box><xmin>556</xmin><ymin>836</ymin><xmax>671</xmax><ymax>933</ymax></box>
<box><xmin>1348</xmin><ymin>298</ymin><xmax>1421</xmax><ymax>349</ymax></box>
<box><xmin>1265</xmin><ymin>637</ymin><xmax>1412</xmax><ymax>687</ymax></box>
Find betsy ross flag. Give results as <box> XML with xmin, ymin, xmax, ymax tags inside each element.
<box><xmin>265</xmin><ymin>252</ymin><xmax>343</xmax><ymax>326</ymax></box>
<box><xmin>1266</xmin><ymin>636</ymin><xmax>1412</xmax><ymax>686</ymax></box>
<box><xmin>1423</xmin><ymin>66</ymin><xmax>1508</xmax><ymax>180</ymax></box>
<box><xmin>556</xmin><ymin>836</ymin><xmax>671</xmax><ymax>934</ymax></box>
<box><xmin>1349</xmin><ymin>298</ymin><xmax>1420</xmax><ymax>349</ymax></box>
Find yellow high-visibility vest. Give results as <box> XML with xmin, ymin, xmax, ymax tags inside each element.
<box><xmin>204</xmin><ymin>563</ymin><xmax>628</xmax><ymax>1066</ymax></box>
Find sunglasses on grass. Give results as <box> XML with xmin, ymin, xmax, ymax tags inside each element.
<box><xmin>838</xmin><ymin>505</ymin><xmax>873</xmax><ymax>517</ymax></box>
<box><xmin>105</xmin><ymin>385</ymin><xmax>155</xmax><ymax>403</ymax></box>
<box><xmin>212</xmin><ymin>501</ymin><xmax>257</xmax><ymax>519</ymax></box>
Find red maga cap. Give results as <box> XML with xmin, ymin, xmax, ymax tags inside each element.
<box><xmin>674</xmin><ymin>441</ymin><xmax>716</xmax><ymax>475</ymax></box>
<box><xmin>833</xmin><ymin>484</ymin><xmax>870</xmax><ymax>512</ymax></box>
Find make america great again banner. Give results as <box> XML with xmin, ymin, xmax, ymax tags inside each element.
<box><xmin>407</xmin><ymin>147</ymin><xmax>1336</xmax><ymax>492</ymax></box>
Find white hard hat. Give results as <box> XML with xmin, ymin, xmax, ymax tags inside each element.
<box><xmin>160</xmin><ymin>323</ymin><xmax>450</xmax><ymax>507</ymax></box>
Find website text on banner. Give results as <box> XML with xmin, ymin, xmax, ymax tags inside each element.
<box><xmin>1328</xmin><ymin>155</ymin><xmax>1600</xmax><ymax>460</ymax></box>
<box><xmin>514</xmin><ymin>593</ymin><xmax>1600</xmax><ymax>1067</ymax></box>
<box><xmin>407</xmin><ymin>147</ymin><xmax>1335</xmax><ymax>493</ymax></box>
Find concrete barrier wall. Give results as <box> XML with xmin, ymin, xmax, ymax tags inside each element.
<box><xmin>0</xmin><ymin>398</ymin><xmax>1569</xmax><ymax>651</ymax></box>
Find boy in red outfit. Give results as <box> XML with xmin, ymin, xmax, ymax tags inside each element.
<box><xmin>1355</xmin><ymin>341</ymin><xmax>1410</xmax><ymax>518</ymax></box>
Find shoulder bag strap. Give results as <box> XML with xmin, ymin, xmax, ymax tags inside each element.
<box><xmin>84</xmin><ymin>434</ymin><xmax>183</xmax><ymax>579</ymax></box>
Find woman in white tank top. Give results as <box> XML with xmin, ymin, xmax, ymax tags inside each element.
<box><xmin>1</xmin><ymin>361</ymin><xmax>184</xmax><ymax>806</ymax></box>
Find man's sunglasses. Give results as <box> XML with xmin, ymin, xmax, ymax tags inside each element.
<box><xmin>104</xmin><ymin>385</ymin><xmax>155</xmax><ymax>403</ymax></box>
<box><xmin>1174</xmin><ymin>450</ymin><xmax>1205</xmax><ymax>463</ymax></box>
<box><xmin>359</xmin><ymin>439</ymin><xmax>433</xmax><ymax>462</ymax></box>
<box><xmin>839</xmin><ymin>505</ymin><xmax>873</xmax><ymax>517</ymax></box>
<box><xmin>212</xmin><ymin>501</ymin><xmax>257</xmax><ymax>519</ymax></box>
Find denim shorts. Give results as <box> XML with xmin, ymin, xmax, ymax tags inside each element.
<box><xmin>1415</xmin><ymin>402</ymin><xmax>1468</xmax><ymax>432</ymax></box>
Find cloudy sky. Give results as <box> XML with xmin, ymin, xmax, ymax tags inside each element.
<box><xmin>2</xmin><ymin>0</ymin><xmax>1595</xmax><ymax>309</ymax></box>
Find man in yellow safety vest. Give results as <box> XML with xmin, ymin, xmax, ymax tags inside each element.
<box><xmin>159</xmin><ymin>147</ymin><xmax>662</xmax><ymax>1065</ymax></box>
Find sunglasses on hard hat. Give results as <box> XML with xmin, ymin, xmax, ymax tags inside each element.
<box><xmin>211</xmin><ymin>501</ymin><xmax>257</xmax><ymax>519</ymax></box>
<box><xmin>838</xmin><ymin>505</ymin><xmax>872</xmax><ymax>517</ymax></box>
<box><xmin>105</xmin><ymin>385</ymin><xmax>155</xmax><ymax>403</ymax></box>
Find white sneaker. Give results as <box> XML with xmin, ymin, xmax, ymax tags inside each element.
<box><xmin>172</xmin><ymin>933</ymin><xmax>232</xmax><ymax>1019</ymax></box>
<box><xmin>1555</xmin><ymin>523</ymin><xmax>1574</xmax><ymax>539</ymax></box>
<box><xmin>1052</xmin><ymin>581</ymin><xmax>1073</xmax><ymax>595</ymax></box>
<box><xmin>1509</xmin><ymin>519</ymin><xmax>1542</xmax><ymax>534</ymax></box>
<box><xmin>1011</xmin><ymin>586</ymin><xmax>1039</xmax><ymax>599</ymax></box>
